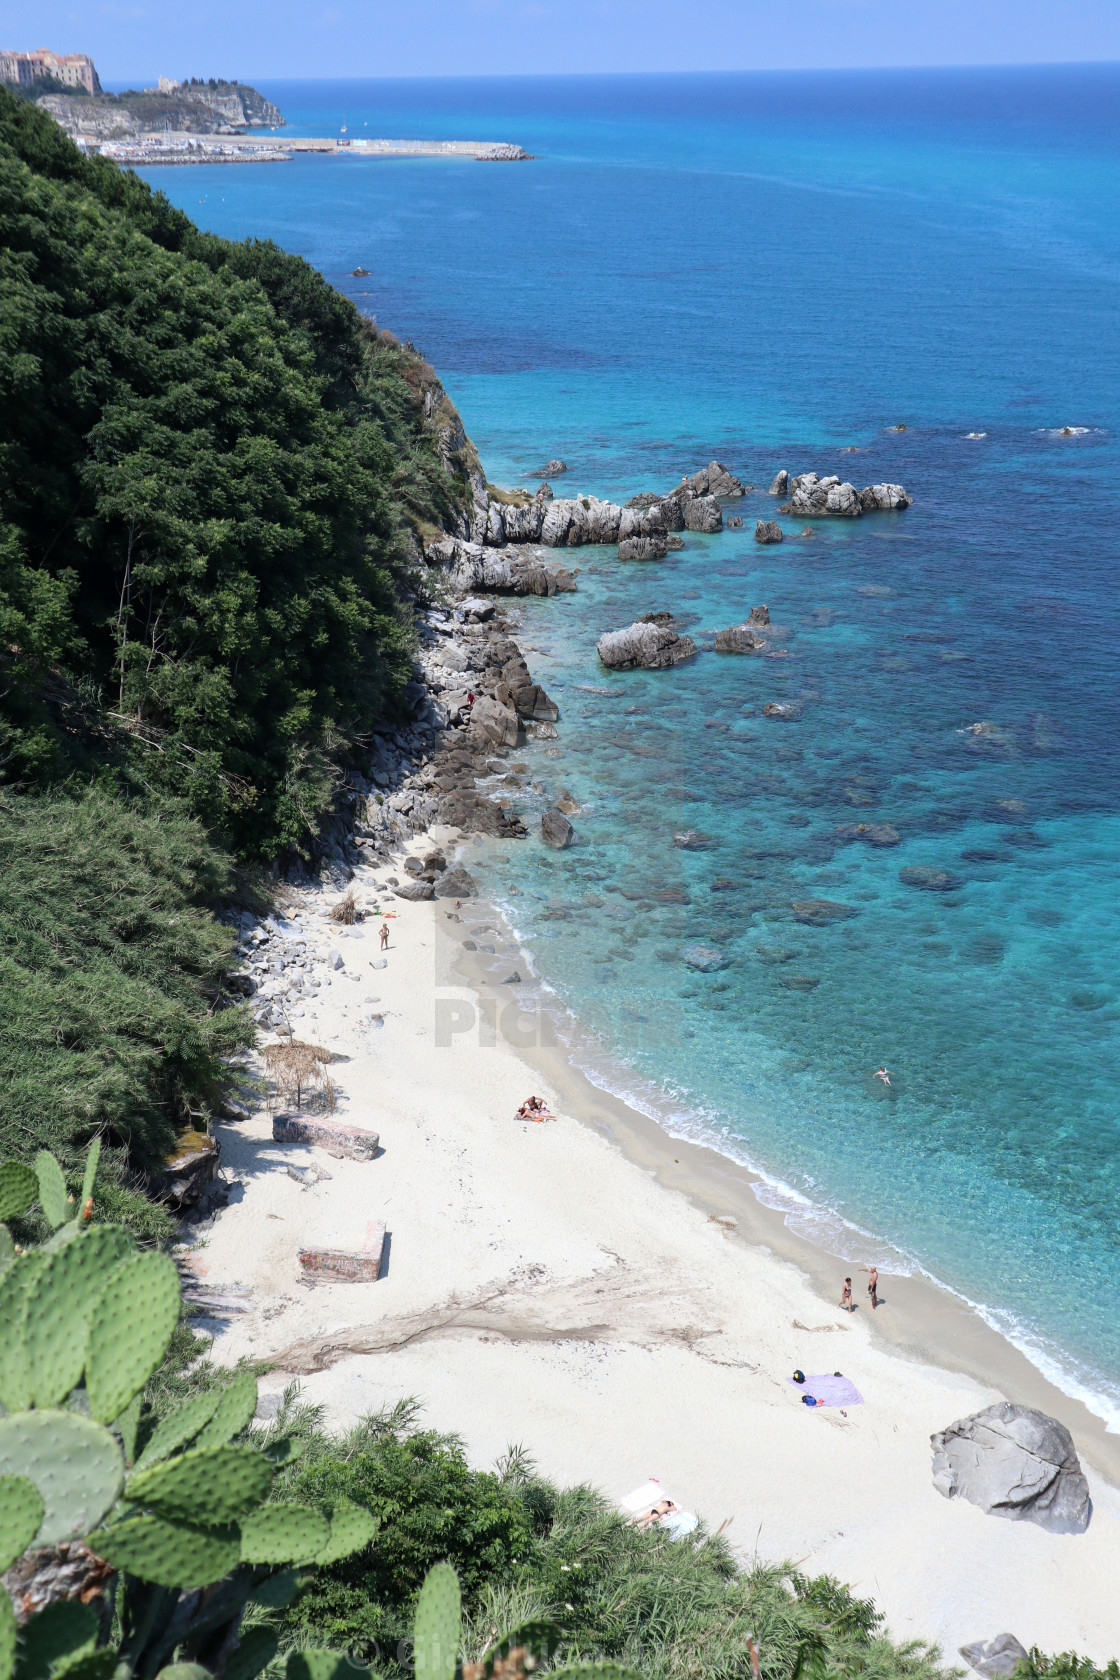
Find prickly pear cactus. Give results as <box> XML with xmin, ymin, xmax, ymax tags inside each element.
<box><xmin>314</xmin><ymin>1501</ymin><xmax>379</xmax><ymax>1565</ymax></box>
<box><xmin>413</xmin><ymin>1562</ymin><xmax>461</xmax><ymax>1680</ymax></box>
<box><xmin>0</xmin><ymin>1410</ymin><xmax>123</xmax><ymax>1546</ymax></box>
<box><xmin>85</xmin><ymin>1250</ymin><xmax>180</xmax><ymax>1424</ymax></box>
<box><xmin>88</xmin><ymin>1512</ymin><xmax>242</xmax><ymax>1590</ymax></box>
<box><xmin>0</xmin><ymin>1474</ymin><xmax>44</xmax><ymax>1570</ymax></box>
<box><xmin>133</xmin><ymin>1388</ymin><xmax>226</xmax><ymax>1471</ymax></box>
<box><xmin>34</xmin><ymin>1151</ymin><xmax>71</xmax><ymax>1231</ymax></box>
<box><xmin>193</xmin><ymin>1369</ymin><xmax>257</xmax><ymax>1448</ymax></box>
<box><xmin>126</xmin><ymin>1444</ymin><xmax>274</xmax><ymax>1526</ymax></box>
<box><xmin>239</xmin><ymin>1504</ymin><xmax>330</xmax><ymax>1565</ymax></box>
<box><xmin>26</xmin><ymin>1225</ymin><xmax>134</xmax><ymax>1408</ymax></box>
<box><xmin>0</xmin><ymin>1584</ymin><xmax>16</xmax><ymax>1680</ymax></box>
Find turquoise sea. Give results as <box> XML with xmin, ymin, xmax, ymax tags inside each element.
<box><xmin>139</xmin><ymin>65</ymin><xmax>1120</xmax><ymax>1424</ymax></box>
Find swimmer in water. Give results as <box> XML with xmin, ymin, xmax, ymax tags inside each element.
<box><xmin>874</xmin><ymin>1066</ymin><xmax>891</xmax><ymax>1086</ymax></box>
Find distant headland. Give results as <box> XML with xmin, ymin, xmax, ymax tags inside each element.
<box><xmin>0</xmin><ymin>51</ymin><xmax>533</xmax><ymax>166</ymax></box>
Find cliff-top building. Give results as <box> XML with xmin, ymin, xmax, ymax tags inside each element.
<box><xmin>0</xmin><ymin>48</ymin><xmax>101</xmax><ymax>95</ymax></box>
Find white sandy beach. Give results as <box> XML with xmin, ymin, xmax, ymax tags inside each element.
<box><xmin>196</xmin><ymin>847</ymin><xmax>1120</xmax><ymax>1666</ymax></box>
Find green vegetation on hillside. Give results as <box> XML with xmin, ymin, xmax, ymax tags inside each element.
<box><xmin>0</xmin><ymin>89</ymin><xmax>482</xmax><ymax>1198</ymax></box>
<box><xmin>0</xmin><ymin>85</ymin><xmax>475</xmax><ymax>859</ymax></box>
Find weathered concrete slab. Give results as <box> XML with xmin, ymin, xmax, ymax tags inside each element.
<box><xmin>298</xmin><ymin>1222</ymin><xmax>386</xmax><ymax>1284</ymax></box>
<box><xmin>273</xmin><ymin>1113</ymin><xmax>379</xmax><ymax>1159</ymax></box>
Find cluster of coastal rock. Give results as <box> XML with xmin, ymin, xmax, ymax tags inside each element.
<box><xmin>295</xmin><ymin>453</ymin><xmax>913</xmax><ymax>875</ymax></box>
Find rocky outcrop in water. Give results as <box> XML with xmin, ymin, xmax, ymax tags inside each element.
<box><xmin>768</xmin><ymin>470</ymin><xmax>790</xmax><ymax>497</ymax></box>
<box><xmin>529</xmin><ymin>459</ymin><xmax>567</xmax><ymax>477</ymax></box>
<box><xmin>465</xmin><ymin>462</ymin><xmax>741</xmax><ymax>551</ymax></box>
<box><xmin>427</xmin><ymin>538</ymin><xmax>576</xmax><ymax>595</ymax></box>
<box><xmin>714</xmin><ymin>623</ymin><xmax>769</xmax><ymax>653</ymax></box>
<box><xmin>541</xmin><ymin>808</ymin><xmax>575</xmax><ymax>848</ymax></box>
<box><xmin>619</xmin><ymin>535</ymin><xmax>669</xmax><ymax>561</ymax></box>
<box><xmin>931</xmin><ymin>1403</ymin><xmax>1091</xmax><ymax>1534</ymax></box>
<box><xmin>597</xmin><ymin>620</ymin><xmax>698</xmax><ymax>670</ymax></box>
<box><xmin>776</xmin><ymin>473</ymin><xmax>913</xmax><ymax>518</ymax></box>
<box><xmin>755</xmin><ymin>520</ymin><xmax>783</xmax><ymax>543</ymax></box>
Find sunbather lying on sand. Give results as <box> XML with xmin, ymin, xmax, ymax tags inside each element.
<box><xmin>633</xmin><ymin>1498</ymin><xmax>679</xmax><ymax>1530</ymax></box>
<box><xmin>517</xmin><ymin>1095</ymin><xmax>555</xmax><ymax>1122</ymax></box>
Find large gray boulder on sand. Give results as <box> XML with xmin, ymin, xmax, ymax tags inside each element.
<box><xmin>597</xmin><ymin>621</ymin><xmax>698</xmax><ymax>670</ymax></box>
<box><xmin>931</xmin><ymin>1402</ymin><xmax>1091</xmax><ymax>1534</ymax></box>
<box><xmin>958</xmin><ymin>1635</ymin><xmax>1030</xmax><ymax>1680</ymax></box>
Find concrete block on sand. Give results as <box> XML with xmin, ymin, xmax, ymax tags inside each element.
<box><xmin>298</xmin><ymin>1221</ymin><xmax>386</xmax><ymax>1283</ymax></box>
<box><xmin>273</xmin><ymin>1113</ymin><xmax>380</xmax><ymax>1160</ymax></box>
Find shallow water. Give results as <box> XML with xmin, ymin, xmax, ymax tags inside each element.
<box><xmin>143</xmin><ymin>64</ymin><xmax>1120</xmax><ymax>1423</ymax></box>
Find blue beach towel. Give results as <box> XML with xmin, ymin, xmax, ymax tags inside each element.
<box><xmin>787</xmin><ymin>1373</ymin><xmax>864</xmax><ymax>1407</ymax></box>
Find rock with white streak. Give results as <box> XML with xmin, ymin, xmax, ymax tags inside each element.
<box><xmin>597</xmin><ymin>621</ymin><xmax>698</xmax><ymax>670</ymax></box>
<box><xmin>931</xmin><ymin>1403</ymin><xmax>1091</xmax><ymax>1534</ymax></box>
<box><xmin>768</xmin><ymin>470</ymin><xmax>790</xmax><ymax>497</ymax></box>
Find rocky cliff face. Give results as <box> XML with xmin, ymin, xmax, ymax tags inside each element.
<box><xmin>38</xmin><ymin>82</ymin><xmax>286</xmax><ymax>138</ymax></box>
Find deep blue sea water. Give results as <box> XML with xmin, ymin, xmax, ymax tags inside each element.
<box><xmin>139</xmin><ymin>66</ymin><xmax>1120</xmax><ymax>1424</ymax></box>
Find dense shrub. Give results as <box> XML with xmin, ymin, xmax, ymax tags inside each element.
<box><xmin>0</xmin><ymin>86</ymin><xmax>474</xmax><ymax>859</ymax></box>
<box><xmin>0</xmin><ymin>786</ymin><xmax>249</xmax><ymax>1230</ymax></box>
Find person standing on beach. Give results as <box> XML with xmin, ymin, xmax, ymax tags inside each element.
<box><xmin>379</xmin><ymin>922</ymin><xmax>390</xmax><ymax>951</ymax></box>
<box><xmin>839</xmin><ymin>1277</ymin><xmax>854</xmax><ymax>1313</ymax></box>
<box><xmin>860</xmin><ymin>1264</ymin><xmax>879</xmax><ymax>1308</ymax></box>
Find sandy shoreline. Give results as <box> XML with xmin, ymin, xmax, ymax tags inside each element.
<box><xmin>195</xmin><ymin>853</ymin><xmax>1120</xmax><ymax>1666</ymax></box>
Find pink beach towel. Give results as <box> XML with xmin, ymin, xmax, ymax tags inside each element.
<box><xmin>788</xmin><ymin>1374</ymin><xmax>863</xmax><ymax>1407</ymax></box>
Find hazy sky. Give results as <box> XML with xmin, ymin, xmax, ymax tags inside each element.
<box><xmin>7</xmin><ymin>0</ymin><xmax>1119</xmax><ymax>82</ymax></box>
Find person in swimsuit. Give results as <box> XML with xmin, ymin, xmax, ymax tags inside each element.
<box><xmin>874</xmin><ymin>1066</ymin><xmax>891</xmax><ymax>1086</ymax></box>
<box><xmin>860</xmin><ymin>1264</ymin><xmax>879</xmax><ymax>1308</ymax></box>
<box><xmin>839</xmin><ymin>1277</ymin><xmax>854</xmax><ymax>1313</ymax></box>
<box><xmin>379</xmin><ymin>923</ymin><xmax>390</xmax><ymax>951</ymax></box>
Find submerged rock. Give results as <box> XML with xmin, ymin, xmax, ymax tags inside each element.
<box><xmin>835</xmin><ymin>822</ymin><xmax>901</xmax><ymax>847</ymax></box>
<box><xmin>682</xmin><ymin>943</ymin><xmax>729</xmax><ymax>972</ymax></box>
<box><xmin>755</xmin><ymin>519</ymin><xmax>783</xmax><ymax>544</ymax></box>
<box><xmin>541</xmin><ymin>808</ymin><xmax>574</xmax><ymax>849</ymax></box>
<box><xmin>779</xmin><ymin>975</ymin><xmax>820</xmax><ymax>991</ymax></box>
<box><xmin>530</xmin><ymin>458</ymin><xmax>568</xmax><ymax>476</ymax></box>
<box><xmin>672</xmin><ymin>829</ymin><xmax>716</xmax><ymax>851</ymax></box>
<box><xmin>597</xmin><ymin>621</ymin><xmax>698</xmax><ymax>670</ymax></box>
<box><xmin>899</xmin><ymin>865</ymin><xmax>960</xmax><ymax>892</ymax></box>
<box><xmin>763</xmin><ymin>702</ymin><xmax>802</xmax><ymax>720</ymax></box>
<box><xmin>790</xmin><ymin>898</ymin><xmax>859</xmax><ymax>925</ymax></box>
<box><xmin>931</xmin><ymin>1403</ymin><xmax>1090</xmax><ymax>1534</ymax></box>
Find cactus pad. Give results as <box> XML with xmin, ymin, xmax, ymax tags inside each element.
<box><xmin>413</xmin><ymin>1562</ymin><xmax>461</xmax><ymax>1680</ymax></box>
<box><xmin>86</xmin><ymin>1251</ymin><xmax>180</xmax><ymax>1424</ymax></box>
<box><xmin>126</xmin><ymin>1444</ymin><xmax>273</xmax><ymax>1525</ymax></box>
<box><xmin>0</xmin><ymin>1162</ymin><xmax>36</xmax><ymax>1224</ymax></box>
<box><xmin>287</xmin><ymin>1653</ymin><xmax>369</xmax><ymax>1680</ymax></box>
<box><xmin>33</xmin><ymin>1153</ymin><xmax>70</xmax><ymax>1231</ymax></box>
<box><xmin>315</xmin><ymin>1502</ymin><xmax>379</xmax><ymax>1565</ymax></box>
<box><xmin>238</xmin><ymin>1504</ymin><xmax>330</xmax><ymax>1565</ymax></box>
<box><xmin>248</xmin><ymin>1569</ymin><xmax>298</xmax><ymax>1608</ymax></box>
<box><xmin>0</xmin><ymin>1252</ymin><xmax>45</xmax><ymax>1412</ymax></box>
<box><xmin>0</xmin><ymin>1474</ymin><xmax>44</xmax><ymax>1571</ymax></box>
<box><xmin>0</xmin><ymin>1411</ymin><xmax>122</xmax><ymax>1547</ymax></box>
<box><xmin>13</xmin><ymin>1599</ymin><xmax>99</xmax><ymax>1680</ymax></box>
<box><xmin>26</xmin><ymin>1226</ymin><xmax>134</xmax><ymax>1408</ymax></box>
<box><xmin>134</xmin><ymin>1389</ymin><xmax>223</xmax><ymax>1470</ymax></box>
<box><xmin>0</xmin><ymin>1585</ymin><xmax>15</xmax><ymax>1680</ymax></box>
<box><xmin>49</xmin><ymin>1651</ymin><xmax>118</xmax><ymax>1680</ymax></box>
<box><xmin>194</xmin><ymin>1369</ymin><xmax>257</xmax><ymax>1448</ymax></box>
<box><xmin>0</xmin><ymin>1226</ymin><xmax>12</xmax><ymax>1276</ymax></box>
<box><xmin>88</xmin><ymin>1513</ymin><xmax>240</xmax><ymax>1589</ymax></box>
<box><xmin>224</xmin><ymin>1627</ymin><xmax>279</xmax><ymax>1680</ymax></box>
<box><xmin>152</xmin><ymin>1667</ymin><xmax>211</xmax><ymax>1680</ymax></box>
<box><xmin>80</xmin><ymin>1139</ymin><xmax>101</xmax><ymax>1213</ymax></box>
